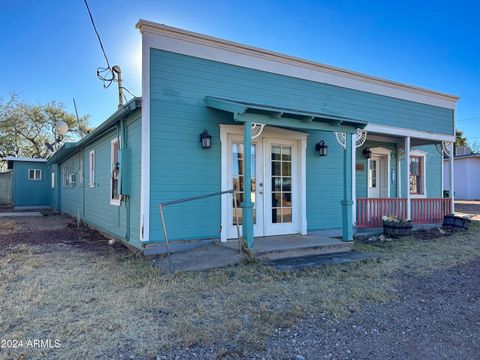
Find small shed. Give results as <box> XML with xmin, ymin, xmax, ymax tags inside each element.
<box><xmin>4</xmin><ymin>157</ymin><xmax>51</xmax><ymax>209</ymax></box>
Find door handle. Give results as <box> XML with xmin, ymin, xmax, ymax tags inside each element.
<box><xmin>258</xmin><ymin>182</ymin><xmax>264</xmax><ymax>195</ymax></box>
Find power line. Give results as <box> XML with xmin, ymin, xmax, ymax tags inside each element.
<box><xmin>83</xmin><ymin>0</ymin><xmax>114</xmax><ymax>88</ymax></box>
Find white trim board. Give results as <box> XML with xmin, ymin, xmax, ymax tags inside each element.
<box><xmin>139</xmin><ymin>32</ymin><xmax>151</xmax><ymax>242</ymax></box>
<box><xmin>136</xmin><ymin>21</ymin><xmax>458</xmax><ymax>109</ymax></box>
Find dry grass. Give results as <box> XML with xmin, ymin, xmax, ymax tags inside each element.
<box><xmin>1</xmin><ymin>222</ymin><xmax>479</xmax><ymax>359</ymax></box>
<box><xmin>0</xmin><ymin>218</ymin><xmax>20</xmax><ymax>234</ymax></box>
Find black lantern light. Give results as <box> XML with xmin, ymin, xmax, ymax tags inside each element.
<box><xmin>363</xmin><ymin>147</ymin><xmax>372</xmax><ymax>159</ymax></box>
<box><xmin>315</xmin><ymin>141</ymin><xmax>328</xmax><ymax>156</ymax></box>
<box><xmin>200</xmin><ymin>129</ymin><xmax>212</xmax><ymax>149</ymax></box>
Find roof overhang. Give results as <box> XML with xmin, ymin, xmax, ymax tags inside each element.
<box><xmin>3</xmin><ymin>156</ymin><xmax>47</xmax><ymax>163</ymax></box>
<box><xmin>48</xmin><ymin>97</ymin><xmax>142</xmax><ymax>164</ymax></box>
<box><xmin>205</xmin><ymin>97</ymin><xmax>367</xmax><ymax>134</ymax></box>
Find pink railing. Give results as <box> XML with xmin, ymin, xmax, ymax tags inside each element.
<box><xmin>411</xmin><ymin>198</ymin><xmax>452</xmax><ymax>224</ymax></box>
<box><xmin>356</xmin><ymin>198</ymin><xmax>452</xmax><ymax>228</ymax></box>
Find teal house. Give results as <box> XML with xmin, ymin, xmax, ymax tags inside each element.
<box><xmin>26</xmin><ymin>20</ymin><xmax>459</xmax><ymax>252</ymax></box>
<box><xmin>4</xmin><ymin>157</ymin><xmax>51</xmax><ymax>208</ymax></box>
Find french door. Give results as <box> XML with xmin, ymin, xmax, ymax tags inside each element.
<box><xmin>227</xmin><ymin>136</ymin><xmax>299</xmax><ymax>238</ymax></box>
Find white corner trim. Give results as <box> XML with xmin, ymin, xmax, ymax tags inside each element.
<box><xmin>140</xmin><ymin>33</ymin><xmax>151</xmax><ymax>242</ymax></box>
<box><xmin>136</xmin><ymin>21</ymin><xmax>458</xmax><ymax>109</ymax></box>
<box><xmin>365</xmin><ymin>124</ymin><xmax>455</xmax><ymax>142</ymax></box>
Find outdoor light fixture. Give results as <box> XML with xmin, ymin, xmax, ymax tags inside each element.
<box><xmin>363</xmin><ymin>147</ymin><xmax>372</xmax><ymax>159</ymax></box>
<box><xmin>315</xmin><ymin>141</ymin><xmax>328</xmax><ymax>156</ymax></box>
<box><xmin>200</xmin><ymin>129</ymin><xmax>212</xmax><ymax>149</ymax></box>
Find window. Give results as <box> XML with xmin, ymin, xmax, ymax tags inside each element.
<box><xmin>68</xmin><ymin>161</ymin><xmax>75</xmax><ymax>187</ymax></box>
<box><xmin>89</xmin><ymin>150</ymin><xmax>95</xmax><ymax>187</ymax></box>
<box><xmin>28</xmin><ymin>169</ymin><xmax>42</xmax><ymax>181</ymax></box>
<box><xmin>78</xmin><ymin>157</ymin><xmax>83</xmax><ymax>186</ymax></box>
<box><xmin>110</xmin><ymin>139</ymin><xmax>120</xmax><ymax>205</ymax></box>
<box><xmin>410</xmin><ymin>155</ymin><xmax>425</xmax><ymax>195</ymax></box>
<box><xmin>62</xmin><ymin>167</ymin><xmax>67</xmax><ymax>187</ymax></box>
<box><xmin>51</xmin><ymin>172</ymin><xmax>55</xmax><ymax>188</ymax></box>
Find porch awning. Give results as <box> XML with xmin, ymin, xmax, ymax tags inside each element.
<box><xmin>205</xmin><ymin>96</ymin><xmax>367</xmax><ymax>133</ymax></box>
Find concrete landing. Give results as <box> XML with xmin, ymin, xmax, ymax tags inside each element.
<box><xmin>0</xmin><ymin>212</ymin><xmax>43</xmax><ymax>217</ymax></box>
<box><xmin>222</xmin><ymin>234</ymin><xmax>352</xmax><ymax>260</ymax></box>
<box><xmin>268</xmin><ymin>251</ymin><xmax>376</xmax><ymax>270</ymax></box>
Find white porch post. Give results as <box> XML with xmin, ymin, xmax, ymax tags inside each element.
<box><xmin>449</xmin><ymin>142</ymin><xmax>455</xmax><ymax>213</ymax></box>
<box><xmin>351</xmin><ymin>133</ymin><xmax>356</xmax><ymax>225</ymax></box>
<box><xmin>405</xmin><ymin>136</ymin><xmax>411</xmax><ymax>220</ymax></box>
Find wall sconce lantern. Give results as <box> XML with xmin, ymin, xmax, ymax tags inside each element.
<box><xmin>199</xmin><ymin>129</ymin><xmax>212</xmax><ymax>149</ymax></box>
<box><xmin>315</xmin><ymin>141</ymin><xmax>328</xmax><ymax>156</ymax></box>
<box><xmin>363</xmin><ymin>147</ymin><xmax>372</xmax><ymax>159</ymax></box>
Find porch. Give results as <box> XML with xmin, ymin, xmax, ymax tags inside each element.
<box><xmin>356</xmin><ymin>197</ymin><xmax>452</xmax><ymax>227</ymax></box>
<box><xmin>352</xmin><ymin>124</ymin><xmax>455</xmax><ymax>228</ymax></box>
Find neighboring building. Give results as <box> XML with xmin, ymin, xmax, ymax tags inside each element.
<box><xmin>13</xmin><ymin>20</ymin><xmax>460</xmax><ymax>252</ymax></box>
<box><xmin>444</xmin><ymin>146</ymin><xmax>480</xmax><ymax>200</ymax></box>
<box><xmin>4</xmin><ymin>157</ymin><xmax>51</xmax><ymax>208</ymax></box>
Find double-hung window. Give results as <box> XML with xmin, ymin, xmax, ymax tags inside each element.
<box><xmin>89</xmin><ymin>150</ymin><xmax>95</xmax><ymax>187</ymax></box>
<box><xmin>110</xmin><ymin>139</ymin><xmax>120</xmax><ymax>205</ymax></box>
<box><xmin>409</xmin><ymin>154</ymin><xmax>425</xmax><ymax>195</ymax></box>
<box><xmin>28</xmin><ymin>169</ymin><xmax>42</xmax><ymax>181</ymax></box>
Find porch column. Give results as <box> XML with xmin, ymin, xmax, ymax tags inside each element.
<box><xmin>342</xmin><ymin>134</ymin><xmax>354</xmax><ymax>241</ymax></box>
<box><xmin>351</xmin><ymin>133</ymin><xmax>356</xmax><ymax>225</ymax></box>
<box><xmin>242</xmin><ymin>121</ymin><xmax>254</xmax><ymax>249</ymax></box>
<box><xmin>449</xmin><ymin>142</ymin><xmax>455</xmax><ymax>213</ymax></box>
<box><xmin>404</xmin><ymin>136</ymin><xmax>411</xmax><ymax>220</ymax></box>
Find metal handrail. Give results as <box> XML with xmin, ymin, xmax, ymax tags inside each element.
<box><xmin>159</xmin><ymin>189</ymin><xmax>242</xmax><ymax>273</ymax></box>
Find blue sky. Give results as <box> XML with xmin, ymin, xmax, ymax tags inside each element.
<box><xmin>1</xmin><ymin>0</ymin><xmax>479</xmax><ymax>143</ymax></box>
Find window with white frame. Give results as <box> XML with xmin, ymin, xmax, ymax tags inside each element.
<box><xmin>89</xmin><ymin>150</ymin><xmax>95</xmax><ymax>187</ymax></box>
<box><xmin>78</xmin><ymin>157</ymin><xmax>83</xmax><ymax>186</ymax></box>
<box><xmin>62</xmin><ymin>167</ymin><xmax>67</xmax><ymax>187</ymax></box>
<box><xmin>409</xmin><ymin>152</ymin><xmax>426</xmax><ymax>195</ymax></box>
<box><xmin>68</xmin><ymin>161</ymin><xmax>75</xmax><ymax>187</ymax></box>
<box><xmin>110</xmin><ymin>138</ymin><xmax>120</xmax><ymax>205</ymax></box>
<box><xmin>28</xmin><ymin>169</ymin><xmax>42</xmax><ymax>180</ymax></box>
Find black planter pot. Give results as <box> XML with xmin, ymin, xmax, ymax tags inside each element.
<box><xmin>443</xmin><ymin>215</ymin><xmax>471</xmax><ymax>230</ymax></box>
<box><xmin>383</xmin><ymin>220</ymin><xmax>413</xmax><ymax>238</ymax></box>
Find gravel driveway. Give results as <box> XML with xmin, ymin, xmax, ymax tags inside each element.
<box><xmin>261</xmin><ymin>260</ymin><xmax>480</xmax><ymax>360</ymax></box>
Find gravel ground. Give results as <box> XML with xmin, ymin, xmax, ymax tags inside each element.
<box><xmin>161</xmin><ymin>259</ymin><xmax>480</xmax><ymax>360</ymax></box>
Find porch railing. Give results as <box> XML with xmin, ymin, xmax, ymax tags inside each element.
<box><xmin>356</xmin><ymin>198</ymin><xmax>408</xmax><ymax>228</ymax></box>
<box><xmin>411</xmin><ymin>198</ymin><xmax>452</xmax><ymax>224</ymax></box>
<box><xmin>356</xmin><ymin>198</ymin><xmax>451</xmax><ymax>228</ymax></box>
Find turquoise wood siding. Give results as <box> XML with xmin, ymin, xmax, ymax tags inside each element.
<box><xmin>149</xmin><ymin>49</ymin><xmax>453</xmax><ymax>239</ymax></box>
<box><xmin>56</xmin><ymin>112</ymin><xmax>142</xmax><ymax>247</ymax></box>
<box><xmin>355</xmin><ymin>141</ymin><xmax>398</xmax><ymax>199</ymax></box>
<box><xmin>12</xmin><ymin>161</ymin><xmax>50</xmax><ymax>207</ymax></box>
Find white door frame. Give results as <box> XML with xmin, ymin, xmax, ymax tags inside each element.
<box><xmin>220</xmin><ymin>125</ymin><xmax>308</xmax><ymax>242</ymax></box>
<box><xmin>367</xmin><ymin>147</ymin><xmax>392</xmax><ymax>198</ymax></box>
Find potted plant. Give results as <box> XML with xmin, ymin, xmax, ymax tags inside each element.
<box><xmin>382</xmin><ymin>215</ymin><xmax>413</xmax><ymax>238</ymax></box>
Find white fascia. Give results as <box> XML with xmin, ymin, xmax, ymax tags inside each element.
<box><xmin>365</xmin><ymin>124</ymin><xmax>455</xmax><ymax>142</ymax></box>
<box><xmin>139</xmin><ymin>30</ymin><xmax>151</xmax><ymax>242</ymax></box>
<box><xmin>135</xmin><ymin>20</ymin><xmax>459</xmax><ymax>110</ymax></box>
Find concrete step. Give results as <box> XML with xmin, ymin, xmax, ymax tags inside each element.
<box><xmin>254</xmin><ymin>241</ymin><xmax>353</xmax><ymax>261</ymax></box>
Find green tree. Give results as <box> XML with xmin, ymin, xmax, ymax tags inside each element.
<box><xmin>455</xmin><ymin>129</ymin><xmax>468</xmax><ymax>147</ymax></box>
<box><xmin>0</xmin><ymin>94</ymin><xmax>90</xmax><ymax>159</ymax></box>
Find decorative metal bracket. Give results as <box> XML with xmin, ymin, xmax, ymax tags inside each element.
<box><xmin>335</xmin><ymin>129</ymin><xmax>368</xmax><ymax>149</ymax></box>
<box><xmin>251</xmin><ymin>123</ymin><xmax>265</xmax><ymax>139</ymax></box>
<box><xmin>435</xmin><ymin>141</ymin><xmax>453</xmax><ymax>158</ymax></box>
